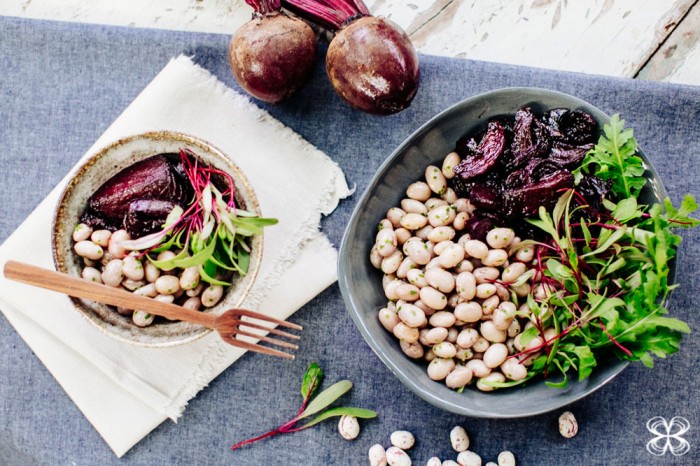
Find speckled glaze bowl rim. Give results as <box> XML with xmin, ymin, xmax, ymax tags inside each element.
<box><xmin>52</xmin><ymin>131</ymin><xmax>263</xmax><ymax>348</ymax></box>
<box><xmin>338</xmin><ymin>87</ymin><xmax>670</xmax><ymax>418</ymax></box>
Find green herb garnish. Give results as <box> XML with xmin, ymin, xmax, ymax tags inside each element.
<box><xmin>513</xmin><ymin>115</ymin><xmax>697</xmax><ymax>387</ymax></box>
<box><xmin>231</xmin><ymin>362</ymin><xmax>377</xmax><ymax>450</ymax></box>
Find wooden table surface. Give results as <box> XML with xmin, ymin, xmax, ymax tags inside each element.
<box><xmin>4</xmin><ymin>0</ymin><xmax>699</xmax><ymax>86</ymax></box>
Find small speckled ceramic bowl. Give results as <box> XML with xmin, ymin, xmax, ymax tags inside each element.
<box><xmin>53</xmin><ymin>131</ymin><xmax>263</xmax><ymax>347</ymax></box>
<box><xmin>339</xmin><ymin>88</ymin><xmax>670</xmax><ymax>418</ymax></box>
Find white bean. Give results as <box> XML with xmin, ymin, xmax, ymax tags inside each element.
<box><xmin>154</xmin><ymin>294</ymin><xmax>175</xmax><ymax>304</ymax></box>
<box><xmin>480</xmin><ymin>321</ymin><xmax>507</xmax><ymax>343</ymax></box>
<box><xmin>386</xmin><ymin>446</ymin><xmax>412</xmax><ymax>466</ymax></box>
<box><xmin>379</xmin><ymin>307</ymin><xmax>401</xmax><ymax>332</ymax></box>
<box><xmin>406</xmin><ymin>181</ymin><xmax>432</xmax><ymax>201</ymax></box>
<box><xmin>438</xmin><ymin>244</ymin><xmax>465</xmax><ymax>269</ymax></box>
<box><xmin>486</xmin><ymin>228</ymin><xmax>515</xmax><ymax>249</ymax></box>
<box><xmin>455</xmin><ymin>272</ymin><xmax>476</xmax><ymax>300</ymax></box>
<box><xmin>473</xmin><ymin>267</ymin><xmax>500</xmax><ymax>284</ymax></box>
<box><xmin>514</xmin><ymin>245</ymin><xmax>535</xmax><ymax>262</ymax></box>
<box><xmin>376</xmin><ymin>228</ymin><xmax>398</xmax><ymax>257</ymax></box>
<box><xmin>387</xmin><ymin>207</ymin><xmax>407</xmax><ymax>228</ymax></box>
<box><xmin>101</xmin><ymin>259</ymin><xmax>124</xmax><ymax>287</ymax></box>
<box><xmin>442</xmin><ymin>151</ymin><xmax>460</xmax><ymax>178</ymax></box>
<box><xmin>466</xmin><ymin>359</ymin><xmax>491</xmax><ymax>378</ymax></box>
<box><xmin>425</xmin><ymin>327</ymin><xmax>449</xmax><ymax>345</ymax></box>
<box><xmin>420</xmin><ymin>287</ymin><xmax>447</xmax><ymax>310</ymax></box>
<box><xmin>483</xmin><ymin>343</ymin><xmax>509</xmax><ymax>368</ymax></box>
<box><xmin>382</xmin><ymin>250</ymin><xmax>404</xmax><ymax>275</ymax></box>
<box><xmin>398</xmin><ymin>303</ymin><xmax>426</xmax><ymax>327</ymax></box>
<box><xmin>396</xmin><ymin>283</ymin><xmax>421</xmax><ymax>302</ymax></box>
<box><xmin>501</xmin><ymin>357</ymin><xmax>528</xmax><ymax>381</ymax></box>
<box><xmin>426</xmin><ymin>457</ymin><xmax>441</xmax><ymax>466</ymax></box>
<box><xmin>447</xmin><ymin>327</ymin><xmax>458</xmax><ymax>343</ymax></box>
<box><xmin>453</xmin><ymin>212</ymin><xmax>469</xmax><ymax>231</ymax></box>
<box><xmin>450</xmin><ymin>426</ymin><xmax>470</xmax><ymax>452</ymax></box>
<box><xmin>425</xmin><ymin>198</ymin><xmax>448</xmax><ymax>210</ymax></box>
<box><xmin>455</xmin><ymin>348</ymin><xmax>474</xmax><ymax>361</ymax></box>
<box><xmin>558</xmin><ymin>411</ymin><xmax>578</xmax><ymax>438</ymax></box>
<box><xmin>497</xmin><ymin>451</ymin><xmax>516</xmax><ymax>466</ymax></box>
<box><xmin>379</xmin><ymin>219</ymin><xmax>394</xmax><ymax>231</ymax></box>
<box><xmin>428</xmin><ymin>205</ymin><xmax>456</xmax><ymax>228</ymax></box>
<box><xmin>456</xmin><ymin>450</ymin><xmax>482</xmax><ymax>466</ymax></box>
<box><xmin>369</xmin><ymin>444</ymin><xmax>388</xmax><ymax>466</ymax></box>
<box><xmin>433</xmin><ymin>341</ymin><xmax>457</xmax><ymax>358</ymax></box>
<box><xmin>183</xmin><ymin>296</ymin><xmax>202</xmax><ymax>311</ymax></box>
<box><xmin>400</xmin><ymin>341</ymin><xmax>425</xmax><ymax>359</ymax></box>
<box><xmin>144</xmin><ymin>262</ymin><xmax>161</xmax><ymax>282</ymax></box>
<box><xmin>107</xmin><ymin>229</ymin><xmax>130</xmax><ymax>259</ymax></box>
<box><xmin>90</xmin><ymin>229</ymin><xmax>112</xmax><ymax>247</ymax></box>
<box><xmin>481</xmin><ymin>295</ymin><xmax>500</xmax><ymax>315</ymax></box>
<box><xmin>121</xmin><ymin>255</ymin><xmax>144</xmax><ymax>281</ymax></box>
<box><xmin>445</xmin><ymin>365</ymin><xmax>473</xmax><ymax>389</ymax></box>
<box><xmin>133</xmin><ymin>283</ymin><xmax>157</xmax><ymax>298</ymax></box>
<box><xmin>74</xmin><ymin>240</ymin><xmax>104</xmax><ymax>261</ymax></box>
<box><xmin>406</xmin><ymin>269</ymin><xmax>427</xmax><ymax>288</ymax></box>
<box><xmin>396</xmin><ymin>257</ymin><xmax>416</xmax><ymax>279</ymax></box>
<box><xmin>454</xmin><ymin>198</ymin><xmax>475</xmax><ymax>214</ymax></box>
<box><xmin>201</xmin><ymin>285</ymin><xmax>224</xmax><ymax>307</ymax></box>
<box><xmin>390</xmin><ymin>430</ymin><xmax>415</xmax><ymax>449</ymax></box>
<box><xmin>442</xmin><ymin>187</ymin><xmax>458</xmax><ymax>203</ymax></box>
<box><xmin>337</xmin><ymin>415</ymin><xmax>360</xmax><ymax>440</ymax></box>
<box><xmin>122</xmin><ymin>278</ymin><xmax>145</xmax><ymax>291</ymax></box>
<box><xmin>81</xmin><ymin>267</ymin><xmax>102</xmax><ymax>283</ymax></box>
<box><xmin>456</xmin><ymin>328</ymin><xmax>480</xmax><ymax>348</ymax></box>
<box><xmin>400</xmin><ymin>213</ymin><xmax>428</xmax><ymax>230</ymax></box>
<box><xmin>424</xmin><ymin>268</ymin><xmax>455</xmax><ymax>293</ymax></box>
<box><xmin>132</xmin><ymin>310</ymin><xmax>154</xmax><ymax>327</ymax></box>
<box><xmin>393</xmin><ymin>322</ymin><xmax>419</xmax><ymax>343</ymax></box>
<box><xmin>427</xmin><ymin>358</ymin><xmax>455</xmax><ymax>381</ymax></box>
<box><xmin>179</xmin><ymin>266</ymin><xmax>201</xmax><ymax>291</ymax></box>
<box><xmin>464</xmin><ymin>240</ymin><xmax>488</xmax><ymax>259</ymax></box>
<box><xmin>157</xmin><ymin>250</ymin><xmax>176</xmax><ymax>262</ymax></box>
<box><xmin>482</xmin><ymin>249</ymin><xmax>508</xmax><ymax>267</ymax></box>
<box><xmin>72</xmin><ymin>223</ymin><xmax>93</xmax><ymax>242</ymax></box>
<box><xmin>155</xmin><ymin>275</ymin><xmax>180</xmax><ymax>295</ymax></box>
<box><xmin>476</xmin><ymin>372</ymin><xmax>505</xmax><ymax>392</ymax></box>
<box><xmin>394</xmin><ymin>228</ymin><xmax>412</xmax><ymax>245</ymax></box>
<box><xmin>415</xmin><ymin>225</ymin><xmax>434</xmax><ymax>241</ymax></box>
<box><xmin>186</xmin><ymin>282</ymin><xmax>205</xmax><ymax>297</ymax></box>
<box><xmin>429</xmin><ymin>311</ymin><xmax>456</xmax><ymax>328</ymax></box>
<box><xmin>501</xmin><ymin>262</ymin><xmax>527</xmax><ymax>283</ymax></box>
<box><xmin>404</xmin><ymin>238</ymin><xmax>431</xmax><ymax>265</ymax></box>
<box><xmin>425</xmin><ymin>165</ymin><xmax>447</xmax><ymax>194</ymax></box>
<box><xmin>472</xmin><ymin>336</ymin><xmax>490</xmax><ymax>353</ymax></box>
<box><xmin>474</xmin><ymin>283</ymin><xmax>496</xmax><ymax>299</ymax></box>
<box><xmin>433</xmin><ymin>240</ymin><xmax>455</xmax><ymax>256</ymax></box>
<box><xmin>443</xmin><ymin>461</ymin><xmax>460</xmax><ymax>466</ymax></box>
<box><xmin>401</xmin><ymin>198</ymin><xmax>428</xmax><ymax>215</ymax></box>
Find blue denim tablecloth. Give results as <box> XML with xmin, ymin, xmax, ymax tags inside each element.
<box><xmin>1</xmin><ymin>16</ymin><xmax>699</xmax><ymax>466</ymax></box>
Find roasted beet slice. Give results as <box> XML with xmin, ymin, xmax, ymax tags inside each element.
<box><xmin>123</xmin><ymin>199</ymin><xmax>180</xmax><ymax>237</ymax></box>
<box><xmin>469</xmin><ymin>183</ymin><xmax>501</xmax><ymax>211</ymax></box>
<box><xmin>465</xmin><ymin>214</ymin><xmax>501</xmax><ymax>242</ymax></box>
<box><xmin>504</xmin><ymin>170</ymin><xmax>574</xmax><ymax>217</ymax></box>
<box><xmin>504</xmin><ymin>158</ymin><xmax>564</xmax><ymax>190</ymax></box>
<box><xmin>81</xmin><ymin>154</ymin><xmax>192</xmax><ymax>230</ymax></box>
<box><xmin>577</xmin><ymin>175</ymin><xmax>611</xmax><ymax>213</ymax></box>
<box><xmin>549</xmin><ymin>141</ymin><xmax>593</xmax><ymax>167</ymax></box>
<box><xmin>508</xmin><ymin>108</ymin><xmax>551</xmax><ymax>169</ymax></box>
<box><xmin>453</xmin><ymin>121</ymin><xmax>506</xmax><ymax>180</ymax></box>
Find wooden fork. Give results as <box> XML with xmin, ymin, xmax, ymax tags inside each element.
<box><xmin>3</xmin><ymin>260</ymin><xmax>302</xmax><ymax>359</ymax></box>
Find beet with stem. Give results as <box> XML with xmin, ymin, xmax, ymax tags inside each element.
<box><xmin>283</xmin><ymin>0</ymin><xmax>420</xmax><ymax>115</ymax></box>
<box><xmin>229</xmin><ymin>0</ymin><xmax>317</xmax><ymax>103</ymax></box>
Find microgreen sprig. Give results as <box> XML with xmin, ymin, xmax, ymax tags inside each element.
<box><xmin>231</xmin><ymin>362</ymin><xmax>377</xmax><ymax>450</ymax></box>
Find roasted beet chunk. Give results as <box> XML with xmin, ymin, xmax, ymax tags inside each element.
<box><xmin>124</xmin><ymin>199</ymin><xmax>181</xmax><ymax>238</ymax></box>
<box><xmin>504</xmin><ymin>170</ymin><xmax>574</xmax><ymax>217</ymax></box>
<box><xmin>544</xmin><ymin>109</ymin><xmax>597</xmax><ymax>145</ymax></box>
<box><xmin>577</xmin><ymin>175</ymin><xmax>611</xmax><ymax>213</ymax></box>
<box><xmin>81</xmin><ymin>154</ymin><xmax>192</xmax><ymax>231</ymax></box>
<box><xmin>453</xmin><ymin>121</ymin><xmax>506</xmax><ymax>180</ymax></box>
<box><xmin>507</xmin><ymin>107</ymin><xmax>551</xmax><ymax>169</ymax></box>
<box><xmin>549</xmin><ymin>141</ymin><xmax>593</xmax><ymax>167</ymax></box>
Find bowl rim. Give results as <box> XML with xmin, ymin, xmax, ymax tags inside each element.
<box><xmin>338</xmin><ymin>87</ymin><xmax>669</xmax><ymax>418</ymax></box>
<box><xmin>52</xmin><ymin>130</ymin><xmax>264</xmax><ymax>348</ymax></box>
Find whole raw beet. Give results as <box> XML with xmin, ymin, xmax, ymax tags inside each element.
<box><xmin>229</xmin><ymin>12</ymin><xmax>316</xmax><ymax>103</ymax></box>
<box><xmin>326</xmin><ymin>16</ymin><xmax>420</xmax><ymax>115</ymax></box>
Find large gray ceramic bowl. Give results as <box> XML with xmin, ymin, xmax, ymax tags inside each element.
<box><xmin>53</xmin><ymin>131</ymin><xmax>264</xmax><ymax>347</ymax></box>
<box><xmin>338</xmin><ymin>88</ymin><xmax>669</xmax><ymax>418</ymax></box>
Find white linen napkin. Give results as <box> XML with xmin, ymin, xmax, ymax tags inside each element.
<box><xmin>0</xmin><ymin>55</ymin><xmax>351</xmax><ymax>457</ymax></box>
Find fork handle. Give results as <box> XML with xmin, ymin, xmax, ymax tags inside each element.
<box><xmin>3</xmin><ymin>260</ymin><xmax>217</xmax><ymax>329</ymax></box>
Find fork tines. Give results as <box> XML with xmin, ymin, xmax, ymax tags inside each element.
<box><xmin>221</xmin><ymin>309</ymin><xmax>303</xmax><ymax>359</ymax></box>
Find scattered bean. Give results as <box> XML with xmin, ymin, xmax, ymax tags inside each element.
<box><xmin>558</xmin><ymin>411</ymin><xmax>578</xmax><ymax>438</ymax></box>
<box><xmin>450</xmin><ymin>426</ymin><xmax>470</xmax><ymax>452</ymax></box>
<box><xmin>369</xmin><ymin>444</ymin><xmax>388</xmax><ymax>466</ymax></box>
<box><xmin>390</xmin><ymin>430</ymin><xmax>415</xmax><ymax>450</ymax></box>
<box><xmin>338</xmin><ymin>415</ymin><xmax>360</xmax><ymax>440</ymax></box>
<box><xmin>456</xmin><ymin>450</ymin><xmax>482</xmax><ymax>466</ymax></box>
<box><xmin>386</xmin><ymin>446</ymin><xmax>412</xmax><ymax>466</ymax></box>
<box><xmin>497</xmin><ymin>451</ymin><xmax>515</xmax><ymax>466</ymax></box>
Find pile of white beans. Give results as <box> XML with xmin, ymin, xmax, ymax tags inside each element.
<box><xmin>370</xmin><ymin>152</ymin><xmax>556</xmax><ymax>392</ymax></box>
<box><xmin>366</xmin><ymin>426</ymin><xmax>516</xmax><ymax>466</ymax></box>
<box><xmin>72</xmin><ymin>223</ymin><xmax>227</xmax><ymax>326</ymax></box>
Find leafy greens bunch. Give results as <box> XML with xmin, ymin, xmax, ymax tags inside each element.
<box><xmin>498</xmin><ymin>115</ymin><xmax>698</xmax><ymax>389</ymax></box>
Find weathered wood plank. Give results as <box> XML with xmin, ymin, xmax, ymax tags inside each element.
<box><xmin>637</xmin><ymin>1</ymin><xmax>700</xmax><ymax>86</ymax></box>
<box><xmin>410</xmin><ymin>0</ymin><xmax>696</xmax><ymax>79</ymax></box>
<box><xmin>2</xmin><ymin>0</ymin><xmax>698</xmax><ymax>86</ymax></box>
